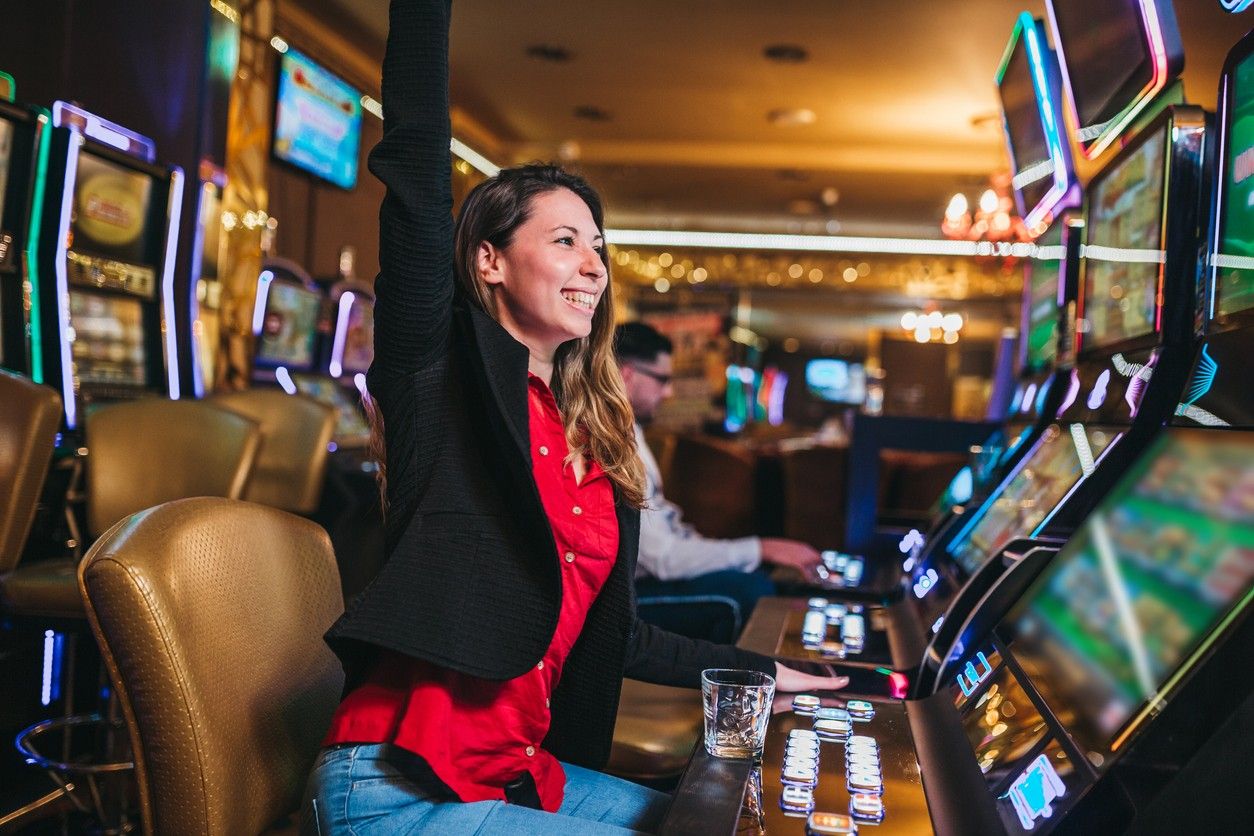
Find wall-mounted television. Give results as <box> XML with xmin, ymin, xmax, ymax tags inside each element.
<box><xmin>805</xmin><ymin>359</ymin><xmax>865</xmax><ymax>404</ymax></box>
<box><xmin>272</xmin><ymin>47</ymin><xmax>362</xmax><ymax>190</ymax></box>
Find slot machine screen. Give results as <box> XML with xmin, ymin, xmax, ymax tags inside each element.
<box><xmin>999</xmin><ymin>21</ymin><xmax>1054</xmax><ymax>218</ymax></box>
<box><xmin>1046</xmin><ymin>0</ymin><xmax>1181</xmax><ymax>152</ymax></box>
<box><xmin>805</xmin><ymin>359</ymin><xmax>865</xmax><ymax>404</ymax></box>
<box><xmin>69</xmin><ymin>291</ymin><xmax>147</xmax><ymax>386</ymax></box>
<box><xmin>70</xmin><ymin>152</ymin><xmax>155</xmax><ymax>267</ymax></box>
<box><xmin>341</xmin><ymin>295</ymin><xmax>374</xmax><ymax>375</ymax></box>
<box><xmin>1215</xmin><ymin>49</ymin><xmax>1254</xmax><ymax>319</ymax></box>
<box><xmin>290</xmin><ymin>372</ymin><xmax>372</xmax><ymax>446</ymax></box>
<box><xmin>273</xmin><ymin>48</ymin><xmax>362</xmax><ymax>190</ymax></box>
<box><xmin>257</xmin><ymin>280</ymin><xmax>321</xmax><ymax>369</ymax></box>
<box><xmin>0</xmin><ymin>118</ymin><xmax>12</xmax><ymax>235</ymax></box>
<box><xmin>1024</xmin><ymin>223</ymin><xmax>1063</xmax><ymax>370</ymax></box>
<box><xmin>950</xmin><ymin>423</ymin><xmax>1116</xmax><ymax>575</ymax></box>
<box><xmin>1002</xmin><ymin>428</ymin><xmax>1254</xmax><ymax>764</ymax></box>
<box><xmin>1081</xmin><ymin>125</ymin><xmax>1166</xmax><ymax>351</ymax></box>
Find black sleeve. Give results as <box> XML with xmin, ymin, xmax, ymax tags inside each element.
<box><xmin>621</xmin><ymin>615</ymin><xmax>776</xmax><ymax>689</ymax></box>
<box><xmin>368</xmin><ymin>0</ymin><xmax>455</xmax><ymax>379</ymax></box>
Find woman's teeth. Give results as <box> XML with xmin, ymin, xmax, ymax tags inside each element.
<box><xmin>562</xmin><ymin>291</ymin><xmax>596</xmax><ymax>310</ymax></box>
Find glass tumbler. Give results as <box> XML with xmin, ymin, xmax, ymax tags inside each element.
<box><xmin>701</xmin><ymin>668</ymin><xmax>776</xmax><ymax>759</ymax></box>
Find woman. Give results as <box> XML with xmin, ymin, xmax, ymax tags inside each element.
<box><xmin>302</xmin><ymin>1</ymin><xmax>846</xmax><ymax>833</ymax></box>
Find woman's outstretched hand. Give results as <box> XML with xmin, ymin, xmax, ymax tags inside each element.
<box><xmin>774</xmin><ymin>663</ymin><xmax>849</xmax><ymax>694</ymax></box>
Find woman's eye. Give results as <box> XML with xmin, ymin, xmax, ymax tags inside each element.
<box><xmin>556</xmin><ymin>236</ymin><xmax>574</xmax><ymax>246</ymax></box>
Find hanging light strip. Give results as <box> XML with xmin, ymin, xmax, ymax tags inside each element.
<box><xmin>606</xmin><ymin>228</ymin><xmax>1037</xmax><ymax>258</ymax></box>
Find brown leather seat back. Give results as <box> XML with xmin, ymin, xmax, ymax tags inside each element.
<box><xmin>211</xmin><ymin>390</ymin><xmax>336</xmax><ymax>514</ymax></box>
<box><xmin>79</xmin><ymin>497</ymin><xmax>345</xmax><ymax>836</ymax></box>
<box><xmin>0</xmin><ymin>371</ymin><xmax>62</xmax><ymax>572</ymax></box>
<box><xmin>85</xmin><ymin>399</ymin><xmax>262</xmax><ymax>539</ymax></box>
<box><xmin>781</xmin><ymin>445</ymin><xmax>849</xmax><ymax>551</ymax></box>
<box><xmin>666</xmin><ymin>434</ymin><xmax>757</xmax><ymax>539</ymax></box>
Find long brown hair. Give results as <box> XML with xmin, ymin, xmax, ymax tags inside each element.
<box><xmin>453</xmin><ymin>164</ymin><xmax>644</xmax><ymax>508</ymax></box>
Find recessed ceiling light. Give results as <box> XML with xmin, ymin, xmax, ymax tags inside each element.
<box><xmin>763</xmin><ymin>44</ymin><xmax>809</xmax><ymax>63</ymax></box>
<box><xmin>526</xmin><ymin>44</ymin><xmax>572</xmax><ymax>62</ymax></box>
<box><xmin>768</xmin><ymin>107</ymin><xmax>816</xmax><ymax>127</ymax></box>
<box><xmin>573</xmin><ymin>105</ymin><xmax>611</xmax><ymax>122</ymax></box>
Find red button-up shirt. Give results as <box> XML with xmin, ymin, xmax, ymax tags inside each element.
<box><xmin>323</xmin><ymin>373</ymin><xmax>619</xmax><ymax>812</ymax></box>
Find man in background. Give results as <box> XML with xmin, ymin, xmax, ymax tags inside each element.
<box><xmin>615</xmin><ymin>322</ymin><xmax>823</xmax><ymax>641</ymax></box>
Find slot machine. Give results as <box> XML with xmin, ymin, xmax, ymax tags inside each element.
<box><xmin>34</xmin><ymin>102</ymin><xmax>184</xmax><ymax>430</ymax></box>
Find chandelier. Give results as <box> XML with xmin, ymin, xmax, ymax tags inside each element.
<box><xmin>940</xmin><ymin>171</ymin><xmax>1036</xmax><ymax>265</ymax></box>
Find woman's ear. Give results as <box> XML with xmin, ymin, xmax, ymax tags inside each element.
<box><xmin>477</xmin><ymin>240</ymin><xmax>505</xmax><ymax>287</ymax></box>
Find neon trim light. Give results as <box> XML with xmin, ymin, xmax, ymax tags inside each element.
<box><xmin>996</xmin><ymin>13</ymin><xmax>1077</xmax><ymax>227</ymax></box>
<box><xmin>53</xmin><ymin>137</ymin><xmax>81</xmax><ymax>427</ymax></box>
<box><xmin>956</xmin><ymin>651</ymin><xmax>994</xmax><ymax>697</ymax></box>
<box><xmin>51</xmin><ymin>101</ymin><xmax>157</xmax><ymax>163</ymax></box>
<box><xmin>606</xmin><ymin>228</ymin><xmax>1036</xmax><ymax>258</ymax></box>
<box><xmin>0</xmin><ymin>70</ymin><xmax>14</xmax><ymax>102</ymax></box>
<box><xmin>329</xmin><ymin>290</ymin><xmax>356</xmax><ymax>378</ymax></box>
<box><xmin>1006</xmin><ymin>754</ymin><xmax>1066</xmax><ymax>829</ymax></box>
<box><xmin>25</xmin><ymin>112</ymin><xmax>51</xmax><ymax>382</ymax></box>
<box><xmin>188</xmin><ymin>182</ymin><xmax>213</xmax><ymax>399</ymax></box>
<box><xmin>252</xmin><ymin>270</ymin><xmax>275</xmax><ymax>334</ymax></box>
<box><xmin>1220</xmin><ymin>0</ymin><xmax>1254</xmax><ymax>12</ymax></box>
<box><xmin>161</xmin><ymin>168</ymin><xmax>185</xmax><ymax>400</ymax></box>
<box><xmin>1047</xmin><ymin>0</ymin><xmax>1174</xmax><ymax>159</ymax></box>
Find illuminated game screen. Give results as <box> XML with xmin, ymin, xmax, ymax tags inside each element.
<box><xmin>1025</xmin><ymin>223</ymin><xmax>1063</xmax><ymax>370</ymax></box>
<box><xmin>70</xmin><ymin>152</ymin><xmax>155</xmax><ymax>266</ymax></box>
<box><xmin>999</xmin><ymin>23</ymin><xmax>1053</xmax><ymax>217</ymax></box>
<box><xmin>273</xmin><ymin>48</ymin><xmax>361</xmax><ymax>190</ymax></box>
<box><xmin>1216</xmin><ymin>49</ymin><xmax>1254</xmax><ymax>318</ymax></box>
<box><xmin>805</xmin><ymin>359</ymin><xmax>865</xmax><ymax>404</ymax></box>
<box><xmin>341</xmin><ymin>295</ymin><xmax>374</xmax><ymax>374</ymax></box>
<box><xmin>69</xmin><ymin>291</ymin><xmax>147</xmax><ymax>386</ymax></box>
<box><xmin>257</xmin><ymin>281</ymin><xmax>321</xmax><ymax>369</ymax></box>
<box><xmin>951</xmin><ymin>423</ymin><xmax>1116</xmax><ymax>575</ymax></box>
<box><xmin>291</xmin><ymin>373</ymin><xmax>371</xmax><ymax>446</ymax></box>
<box><xmin>1004</xmin><ymin>428</ymin><xmax>1254</xmax><ymax>763</ymax></box>
<box><xmin>0</xmin><ymin>118</ymin><xmax>12</xmax><ymax>233</ymax></box>
<box><xmin>1082</xmin><ymin>125</ymin><xmax>1166</xmax><ymax>350</ymax></box>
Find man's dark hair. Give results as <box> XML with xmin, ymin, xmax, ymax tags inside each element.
<box><xmin>614</xmin><ymin>321</ymin><xmax>673</xmax><ymax>365</ymax></box>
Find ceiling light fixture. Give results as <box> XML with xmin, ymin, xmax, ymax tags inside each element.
<box><xmin>605</xmin><ymin>228</ymin><xmax>1037</xmax><ymax>259</ymax></box>
<box><xmin>768</xmin><ymin>107</ymin><xmax>816</xmax><ymax>127</ymax></box>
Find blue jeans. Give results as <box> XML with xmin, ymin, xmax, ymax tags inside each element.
<box><xmin>300</xmin><ymin>744</ymin><xmax>671</xmax><ymax>835</ymax></box>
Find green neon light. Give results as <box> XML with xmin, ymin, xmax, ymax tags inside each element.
<box><xmin>874</xmin><ymin>667</ymin><xmax>893</xmax><ymax>676</ymax></box>
<box><xmin>25</xmin><ymin>112</ymin><xmax>51</xmax><ymax>382</ymax></box>
<box><xmin>0</xmin><ymin>71</ymin><xmax>14</xmax><ymax>102</ymax></box>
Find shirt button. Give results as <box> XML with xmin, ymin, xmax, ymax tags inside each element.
<box><xmin>572</xmin><ymin>506</ymin><xmax>582</xmax><ymax>516</ymax></box>
<box><xmin>525</xmin><ymin>746</ymin><xmax>536</xmax><ymax>757</ymax></box>
<box><xmin>545</xmin><ymin>698</ymin><xmax>551</xmax><ymax>708</ymax></box>
<box><xmin>539</xmin><ymin>445</ymin><xmax>549</xmax><ymax>456</ymax></box>
<box><xmin>564</xmin><ymin>552</ymin><xmax>575</xmax><ymax>563</ymax></box>
<box><xmin>537</xmin><ymin>660</ymin><xmax>544</xmax><ymax>670</ymax></box>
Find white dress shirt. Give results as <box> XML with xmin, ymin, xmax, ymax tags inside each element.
<box><xmin>634</xmin><ymin>423</ymin><xmax>762</xmax><ymax>580</ymax></box>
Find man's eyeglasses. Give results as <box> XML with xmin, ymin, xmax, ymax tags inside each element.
<box><xmin>630</xmin><ymin>364</ymin><xmax>672</xmax><ymax>386</ymax></box>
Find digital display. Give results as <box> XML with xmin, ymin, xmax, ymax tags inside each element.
<box><xmin>1215</xmin><ymin>49</ymin><xmax>1254</xmax><ymax>318</ymax></box>
<box><xmin>1005</xmin><ymin>429</ymin><xmax>1254</xmax><ymax>763</ymax></box>
<box><xmin>999</xmin><ymin>22</ymin><xmax>1054</xmax><ymax>218</ymax></box>
<box><xmin>0</xmin><ymin>119</ymin><xmax>12</xmax><ymax>234</ymax></box>
<box><xmin>805</xmin><ymin>359</ymin><xmax>865</xmax><ymax>404</ymax></box>
<box><xmin>68</xmin><ymin>291</ymin><xmax>147</xmax><ymax>387</ymax></box>
<box><xmin>70</xmin><ymin>152</ymin><xmax>155</xmax><ymax>267</ymax></box>
<box><xmin>340</xmin><ymin>295</ymin><xmax>374</xmax><ymax>374</ymax></box>
<box><xmin>291</xmin><ymin>373</ymin><xmax>371</xmax><ymax>446</ymax></box>
<box><xmin>257</xmin><ymin>280</ymin><xmax>321</xmax><ymax>369</ymax></box>
<box><xmin>1047</xmin><ymin>0</ymin><xmax>1178</xmax><ymax>152</ymax></box>
<box><xmin>273</xmin><ymin>48</ymin><xmax>361</xmax><ymax>190</ymax></box>
<box><xmin>951</xmin><ymin>423</ymin><xmax>1117</xmax><ymax>575</ymax></box>
<box><xmin>1025</xmin><ymin>223</ymin><xmax>1063</xmax><ymax>370</ymax></box>
<box><xmin>961</xmin><ymin>662</ymin><xmax>1050</xmax><ymax>789</ymax></box>
<box><xmin>1082</xmin><ymin>126</ymin><xmax>1166</xmax><ymax>350</ymax></box>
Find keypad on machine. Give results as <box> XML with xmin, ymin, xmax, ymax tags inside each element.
<box><xmin>801</xmin><ymin>598</ymin><xmax>866</xmax><ymax>657</ymax></box>
<box><xmin>782</xmin><ymin>694</ymin><xmax>886</xmax><ymax>825</ymax></box>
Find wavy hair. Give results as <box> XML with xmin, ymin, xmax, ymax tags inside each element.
<box><xmin>453</xmin><ymin>164</ymin><xmax>644</xmax><ymax>508</ymax></box>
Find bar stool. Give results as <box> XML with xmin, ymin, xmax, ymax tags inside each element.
<box><xmin>1</xmin><ymin>398</ymin><xmax>263</xmax><ymax>831</ymax></box>
<box><xmin>210</xmin><ymin>389</ymin><xmax>336</xmax><ymax>515</ymax></box>
<box><xmin>78</xmin><ymin>497</ymin><xmax>344</xmax><ymax>834</ymax></box>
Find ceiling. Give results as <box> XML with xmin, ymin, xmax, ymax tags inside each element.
<box><xmin>320</xmin><ymin>0</ymin><xmax>1240</xmax><ymax>237</ymax></box>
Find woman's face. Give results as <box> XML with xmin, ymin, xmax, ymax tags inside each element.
<box><xmin>478</xmin><ymin>187</ymin><xmax>607</xmax><ymax>358</ymax></box>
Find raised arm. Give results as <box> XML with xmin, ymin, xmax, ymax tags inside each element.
<box><xmin>368</xmin><ymin>0</ymin><xmax>455</xmax><ymax>377</ymax></box>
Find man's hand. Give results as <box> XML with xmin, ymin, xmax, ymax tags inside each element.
<box><xmin>774</xmin><ymin>663</ymin><xmax>849</xmax><ymax>694</ymax></box>
<box><xmin>760</xmin><ymin>538</ymin><xmax>823</xmax><ymax>577</ymax></box>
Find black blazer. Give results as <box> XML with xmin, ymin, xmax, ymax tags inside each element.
<box><xmin>324</xmin><ymin>0</ymin><xmax>774</xmax><ymax>770</ymax></box>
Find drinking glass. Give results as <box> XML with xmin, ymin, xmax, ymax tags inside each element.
<box><xmin>702</xmin><ymin>669</ymin><xmax>776</xmax><ymax>759</ymax></box>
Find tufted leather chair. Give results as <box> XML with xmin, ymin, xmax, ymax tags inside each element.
<box><xmin>0</xmin><ymin>370</ymin><xmax>62</xmax><ymax>580</ymax></box>
<box><xmin>79</xmin><ymin>497</ymin><xmax>345</xmax><ymax>835</ymax></box>
<box><xmin>607</xmin><ymin>679</ymin><xmax>703</xmax><ymax>785</ymax></box>
<box><xmin>210</xmin><ymin>390</ymin><xmax>336</xmax><ymax>515</ymax></box>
